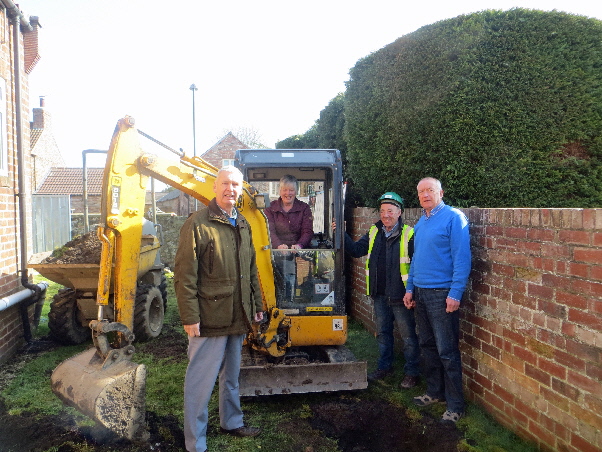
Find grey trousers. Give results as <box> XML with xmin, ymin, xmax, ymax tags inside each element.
<box><xmin>183</xmin><ymin>334</ymin><xmax>245</xmax><ymax>452</ymax></box>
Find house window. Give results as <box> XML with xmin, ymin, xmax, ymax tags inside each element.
<box><xmin>222</xmin><ymin>158</ymin><xmax>235</xmax><ymax>167</ymax></box>
<box><xmin>0</xmin><ymin>78</ymin><xmax>6</xmax><ymax>176</ymax></box>
<box><xmin>269</xmin><ymin>182</ymin><xmax>279</xmax><ymax>197</ymax></box>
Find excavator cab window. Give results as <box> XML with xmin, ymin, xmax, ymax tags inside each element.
<box><xmin>271</xmin><ymin>248</ymin><xmax>336</xmax><ymax>314</ymax></box>
<box><xmin>235</xmin><ymin>149</ymin><xmax>345</xmax><ymax>317</ymax></box>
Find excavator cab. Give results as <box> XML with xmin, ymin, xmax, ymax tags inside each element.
<box><xmin>235</xmin><ymin>149</ymin><xmax>366</xmax><ymax>395</ymax></box>
<box><xmin>236</xmin><ymin>149</ymin><xmax>345</xmax><ymax>317</ymax></box>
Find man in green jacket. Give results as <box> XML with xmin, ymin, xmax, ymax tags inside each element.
<box><xmin>174</xmin><ymin>166</ymin><xmax>264</xmax><ymax>452</ymax></box>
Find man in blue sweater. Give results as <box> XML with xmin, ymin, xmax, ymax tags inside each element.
<box><xmin>403</xmin><ymin>177</ymin><xmax>471</xmax><ymax>424</ymax></box>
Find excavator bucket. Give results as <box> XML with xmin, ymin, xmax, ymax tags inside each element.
<box><xmin>50</xmin><ymin>345</ymin><xmax>149</xmax><ymax>441</ymax></box>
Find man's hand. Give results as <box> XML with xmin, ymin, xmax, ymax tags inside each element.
<box><xmin>331</xmin><ymin>219</ymin><xmax>346</xmax><ymax>232</ymax></box>
<box><xmin>183</xmin><ymin>323</ymin><xmax>200</xmax><ymax>337</ymax></box>
<box><xmin>254</xmin><ymin>311</ymin><xmax>264</xmax><ymax>322</ymax></box>
<box><xmin>277</xmin><ymin>244</ymin><xmax>289</xmax><ymax>250</ymax></box>
<box><xmin>403</xmin><ymin>292</ymin><xmax>415</xmax><ymax>309</ymax></box>
<box><xmin>446</xmin><ymin>297</ymin><xmax>460</xmax><ymax>313</ymax></box>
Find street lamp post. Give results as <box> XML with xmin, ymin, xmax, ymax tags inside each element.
<box><xmin>190</xmin><ymin>84</ymin><xmax>199</xmax><ymax>212</ymax></box>
<box><xmin>190</xmin><ymin>84</ymin><xmax>198</xmax><ymax>157</ymax></box>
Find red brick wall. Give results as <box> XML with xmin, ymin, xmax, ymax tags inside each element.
<box><xmin>347</xmin><ymin>207</ymin><xmax>602</xmax><ymax>452</ymax></box>
<box><xmin>69</xmin><ymin>194</ymin><xmax>101</xmax><ymax>214</ymax></box>
<box><xmin>0</xmin><ymin>12</ymin><xmax>36</xmax><ymax>365</ymax></box>
<box><xmin>345</xmin><ymin>207</ymin><xmax>378</xmax><ymax>331</ymax></box>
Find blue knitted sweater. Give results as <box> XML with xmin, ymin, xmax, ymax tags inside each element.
<box><xmin>406</xmin><ymin>202</ymin><xmax>471</xmax><ymax>302</ymax></box>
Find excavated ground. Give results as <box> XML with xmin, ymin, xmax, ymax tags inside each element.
<box><xmin>6</xmin><ymin>233</ymin><xmax>462</xmax><ymax>451</ymax></box>
<box><xmin>0</xmin><ymin>329</ymin><xmax>462</xmax><ymax>452</ymax></box>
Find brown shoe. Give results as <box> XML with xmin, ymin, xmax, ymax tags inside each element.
<box><xmin>367</xmin><ymin>368</ymin><xmax>393</xmax><ymax>382</ymax></box>
<box><xmin>220</xmin><ymin>425</ymin><xmax>261</xmax><ymax>437</ymax></box>
<box><xmin>400</xmin><ymin>375</ymin><xmax>419</xmax><ymax>389</ymax></box>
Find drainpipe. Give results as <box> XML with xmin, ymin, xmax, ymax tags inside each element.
<box><xmin>0</xmin><ymin>282</ymin><xmax>49</xmax><ymax>312</ymax></box>
<box><xmin>82</xmin><ymin>149</ymin><xmax>107</xmax><ymax>234</ymax></box>
<box><xmin>5</xmin><ymin>2</ymin><xmax>45</xmax><ymax>342</ymax></box>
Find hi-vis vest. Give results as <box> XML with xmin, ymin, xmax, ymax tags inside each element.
<box><xmin>365</xmin><ymin>224</ymin><xmax>414</xmax><ymax>294</ymax></box>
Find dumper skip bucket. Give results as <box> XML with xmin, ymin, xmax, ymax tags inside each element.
<box><xmin>50</xmin><ymin>347</ymin><xmax>149</xmax><ymax>441</ymax></box>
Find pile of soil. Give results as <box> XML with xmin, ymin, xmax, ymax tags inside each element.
<box><xmin>42</xmin><ymin>232</ymin><xmax>103</xmax><ymax>264</ymax></box>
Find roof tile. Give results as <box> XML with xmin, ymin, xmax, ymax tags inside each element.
<box><xmin>35</xmin><ymin>167</ymin><xmax>104</xmax><ymax>195</ymax></box>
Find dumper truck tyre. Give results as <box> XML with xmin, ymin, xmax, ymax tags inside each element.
<box><xmin>133</xmin><ymin>284</ymin><xmax>165</xmax><ymax>341</ymax></box>
<box><xmin>48</xmin><ymin>288</ymin><xmax>91</xmax><ymax>345</ymax></box>
<box><xmin>158</xmin><ymin>273</ymin><xmax>168</xmax><ymax>311</ymax></box>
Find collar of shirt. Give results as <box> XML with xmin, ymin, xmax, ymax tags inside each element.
<box><xmin>218</xmin><ymin>206</ymin><xmax>238</xmax><ymax>224</ymax></box>
<box><xmin>381</xmin><ymin>221</ymin><xmax>399</xmax><ymax>238</ymax></box>
<box><xmin>423</xmin><ymin>201</ymin><xmax>445</xmax><ymax>218</ymax></box>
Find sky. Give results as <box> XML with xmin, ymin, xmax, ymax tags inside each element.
<box><xmin>21</xmin><ymin>0</ymin><xmax>602</xmax><ymax>169</ymax></box>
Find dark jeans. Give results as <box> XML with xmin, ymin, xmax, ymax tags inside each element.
<box><xmin>414</xmin><ymin>287</ymin><xmax>465</xmax><ymax>413</ymax></box>
<box><xmin>373</xmin><ymin>294</ymin><xmax>420</xmax><ymax>376</ymax></box>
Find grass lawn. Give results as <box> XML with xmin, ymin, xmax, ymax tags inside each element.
<box><xmin>0</xmin><ymin>275</ymin><xmax>538</xmax><ymax>452</ymax></box>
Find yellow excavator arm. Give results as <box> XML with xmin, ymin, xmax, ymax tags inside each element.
<box><xmin>97</xmin><ymin>116</ymin><xmax>283</xmax><ymax>355</ymax></box>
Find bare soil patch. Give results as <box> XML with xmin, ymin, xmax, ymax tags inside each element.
<box><xmin>0</xmin><ymin>394</ymin><xmax>461</xmax><ymax>452</ymax></box>
<box><xmin>0</xmin><ymin>333</ymin><xmax>462</xmax><ymax>451</ymax></box>
<box><xmin>311</xmin><ymin>398</ymin><xmax>461</xmax><ymax>452</ymax></box>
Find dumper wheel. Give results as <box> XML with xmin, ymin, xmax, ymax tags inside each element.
<box><xmin>158</xmin><ymin>274</ymin><xmax>168</xmax><ymax>311</ymax></box>
<box><xmin>133</xmin><ymin>284</ymin><xmax>165</xmax><ymax>342</ymax></box>
<box><xmin>48</xmin><ymin>288</ymin><xmax>91</xmax><ymax>345</ymax></box>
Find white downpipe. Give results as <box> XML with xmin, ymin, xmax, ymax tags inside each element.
<box><xmin>0</xmin><ymin>282</ymin><xmax>49</xmax><ymax>312</ymax></box>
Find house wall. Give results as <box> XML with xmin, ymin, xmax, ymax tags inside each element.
<box><xmin>201</xmin><ymin>133</ymin><xmax>248</xmax><ymax>168</ymax></box>
<box><xmin>30</xmin><ymin>105</ymin><xmax>63</xmax><ymax>191</ymax></box>
<box><xmin>69</xmin><ymin>194</ymin><xmax>101</xmax><ymax>214</ymax></box>
<box><xmin>346</xmin><ymin>207</ymin><xmax>602</xmax><ymax>452</ymax></box>
<box><xmin>156</xmin><ymin>197</ymin><xmax>179</xmax><ymax>215</ymax></box>
<box><xmin>0</xmin><ymin>10</ymin><xmax>36</xmax><ymax>364</ymax></box>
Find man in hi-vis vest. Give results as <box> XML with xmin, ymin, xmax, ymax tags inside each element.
<box><xmin>339</xmin><ymin>192</ymin><xmax>420</xmax><ymax>389</ymax></box>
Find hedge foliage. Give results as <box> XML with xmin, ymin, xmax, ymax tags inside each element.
<box><xmin>279</xmin><ymin>9</ymin><xmax>602</xmax><ymax>208</ymax></box>
<box><xmin>345</xmin><ymin>9</ymin><xmax>602</xmax><ymax>208</ymax></box>
<box><xmin>276</xmin><ymin>93</ymin><xmax>346</xmax><ymax>153</ymax></box>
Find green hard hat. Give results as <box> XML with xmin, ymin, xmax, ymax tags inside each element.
<box><xmin>378</xmin><ymin>192</ymin><xmax>404</xmax><ymax>209</ymax></box>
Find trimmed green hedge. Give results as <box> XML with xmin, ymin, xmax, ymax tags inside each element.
<box><xmin>345</xmin><ymin>9</ymin><xmax>602</xmax><ymax>207</ymax></box>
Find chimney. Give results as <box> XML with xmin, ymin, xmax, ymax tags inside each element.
<box><xmin>32</xmin><ymin>96</ymin><xmax>50</xmax><ymax>129</ymax></box>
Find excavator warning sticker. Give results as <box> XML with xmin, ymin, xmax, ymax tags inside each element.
<box><xmin>306</xmin><ymin>306</ymin><xmax>333</xmax><ymax>312</ymax></box>
<box><xmin>314</xmin><ymin>283</ymin><xmax>330</xmax><ymax>294</ymax></box>
<box><xmin>333</xmin><ymin>319</ymin><xmax>344</xmax><ymax>331</ymax></box>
